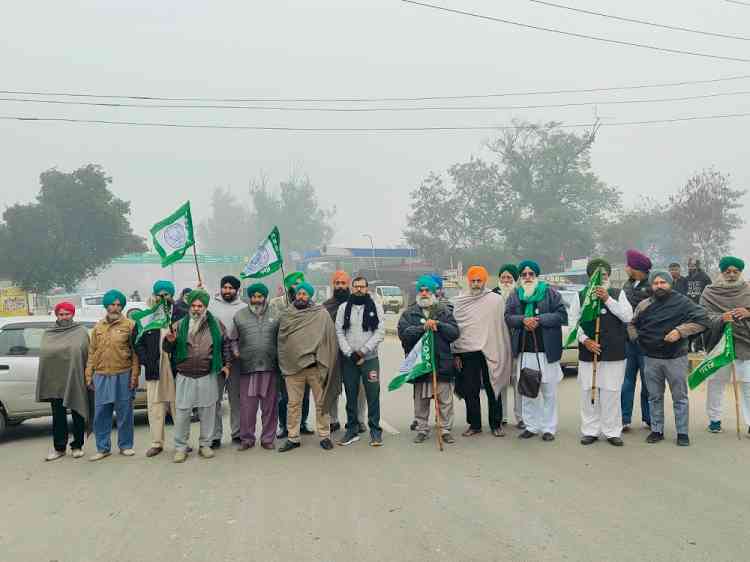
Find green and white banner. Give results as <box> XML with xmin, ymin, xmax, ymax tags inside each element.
<box><xmin>688</xmin><ymin>323</ymin><xmax>736</xmax><ymax>390</ymax></box>
<box><xmin>389</xmin><ymin>330</ymin><xmax>435</xmax><ymax>391</ymax></box>
<box><xmin>150</xmin><ymin>202</ymin><xmax>195</xmax><ymax>267</ymax></box>
<box><xmin>132</xmin><ymin>301</ymin><xmax>171</xmax><ymax>343</ymax></box>
<box><xmin>241</xmin><ymin>226</ymin><xmax>283</xmax><ymax>279</ymax></box>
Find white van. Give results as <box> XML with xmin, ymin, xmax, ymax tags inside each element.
<box><xmin>373</xmin><ymin>285</ymin><xmax>404</xmax><ymax>314</ymax></box>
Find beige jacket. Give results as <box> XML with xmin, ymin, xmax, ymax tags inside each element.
<box><xmin>84</xmin><ymin>316</ymin><xmax>139</xmax><ymax>385</ymax></box>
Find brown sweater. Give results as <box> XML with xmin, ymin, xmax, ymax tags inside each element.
<box><xmin>163</xmin><ymin>316</ymin><xmax>232</xmax><ymax>378</ymax></box>
<box><xmin>84</xmin><ymin>316</ymin><xmax>139</xmax><ymax>386</ymax></box>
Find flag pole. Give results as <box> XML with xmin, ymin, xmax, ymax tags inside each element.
<box><xmin>279</xmin><ymin>262</ymin><xmax>290</xmax><ymax>305</ymax></box>
<box><xmin>432</xmin><ymin>361</ymin><xmax>444</xmax><ymax>452</ymax></box>
<box><xmin>191</xmin><ymin>244</ymin><xmax>203</xmax><ymax>287</ymax></box>
<box><xmin>591</xmin><ymin>316</ymin><xmax>601</xmax><ymax>405</ymax></box>
<box><xmin>731</xmin><ymin>362</ymin><xmax>741</xmax><ymax>440</ymax></box>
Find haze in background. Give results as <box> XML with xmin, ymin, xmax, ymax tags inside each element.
<box><xmin>1</xmin><ymin>0</ymin><xmax>748</xmax><ymax>264</ymax></box>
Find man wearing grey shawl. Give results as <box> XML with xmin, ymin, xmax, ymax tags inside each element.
<box><xmin>36</xmin><ymin>301</ymin><xmax>91</xmax><ymax>461</ymax></box>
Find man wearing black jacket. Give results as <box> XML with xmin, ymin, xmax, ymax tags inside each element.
<box><xmin>629</xmin><ymin>271</ymin><xmax>709</xmax><ymax>446</ymax></box>
<box><xmin>398</xmin><ymin>275</ymin><xmax>460</xmax><ymax>445</ymax></box>
<box><xmin>133</xmin><ymin>280</ymin><xmax>178</xmax><ymax>458</ymax></box>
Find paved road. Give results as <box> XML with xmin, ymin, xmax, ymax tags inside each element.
<box><xmin>1</xmin><ymin>337</ymin><xmax>749</xmax><ymax>561</ymax></box>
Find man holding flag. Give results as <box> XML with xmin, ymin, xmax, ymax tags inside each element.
<box><xmin>629</xmin><ymin>271</ymin><xmax>709</xmax><ymax>446</ymax></box>
<box><xmin>397</xmin><ymin>276</ymin><xmax>460</xmax><ymax>445</ymax></box>
<box><xmin>574</xmin><ymin>259</ymin><xmax>633</xmax><ymax>447</ymax></box>
<box><xmin>133</xmin><ymin>280</ymin><xmax>178</xmax><ymax>458</ymax></box>
<box><xmin>699</xmin><ymin>257</ymin><xmax>750</xmax><ymax>435</ymax></box>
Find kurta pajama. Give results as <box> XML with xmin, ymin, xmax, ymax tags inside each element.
<box><xmin>520</xmin><ymin>353</ymin><xmax>563</xmax><ymax>435</ymax></box>
<box><xmin>706</xmin><ymin>360</ymin><xmax>750</xmax><ymax>426</ymax></box>
<box><xmin>239</xmin><ymin>371</ymin><xmax>279</xmax><ymax>447</ymax></box>
<box><xmin>174</xmin><ymin>373</ymin><xmax>219</xmax><ymax>451</ymax></box>
<box><xmin>93</xmin><ymin>371</ymin><xmax>135</xmax><ymax>452</ymax></box>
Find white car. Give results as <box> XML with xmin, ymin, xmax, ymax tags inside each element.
<box><xmin>558</xmin><ymin>289</ymin><xmax>581</xmax><ymax>372</ymax></box>
<box><xmin>0</xmin><ymin>315</ymin><xmax>147</xmax><ymax>437</ymax></box>
<box><xmin>79</xmin><ymin>293</ymin><xmax>147</xmax><ymax>320</ymax></box>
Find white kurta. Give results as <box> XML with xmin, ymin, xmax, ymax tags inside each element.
<box><xmin>520</xmin><ymin>353</ymin><xmax>563</xmax><ymax>434</ymax></box>
<box><xmin>706</xmin><ymin>359</ymin><xmax>750</xmax><ymax>426</ymax></box>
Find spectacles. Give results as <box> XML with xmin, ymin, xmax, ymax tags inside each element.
<box><xmin>352</xmin><ymin>285</ymin><xmax>368</xmax><ymax>290</ymax></box>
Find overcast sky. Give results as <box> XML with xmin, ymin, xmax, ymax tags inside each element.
<box><xmin>1</xmin><ymin>0</ymin><xmax>749</xmax><ymax>265</ymax></box>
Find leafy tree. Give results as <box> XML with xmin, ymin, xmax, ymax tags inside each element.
<box><xmin>198</xmin><ymin>187</ymin><xmax>252</xmax><ymax>255</ymax></box>
<box><xmin>668</xmin><ymin>168</ymin><xmax>746</xmax><ymax>269</ymax></box>
<box><xmin>0</xmin><ymin>164</ymin><xmax>146</xmax><ymax>292</ymax></box>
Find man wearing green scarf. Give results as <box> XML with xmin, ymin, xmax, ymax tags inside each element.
<box><xmin>505</xmin><ymin>261</ymin><xmax>568</xmax><ymax>442</ymax></box>
<box><xmin>163</xmin><ymin>289</ymin><xmax>232</xmax><ymax>462</ymax></box>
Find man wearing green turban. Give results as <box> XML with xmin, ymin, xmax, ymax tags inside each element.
<box><xmin>133</xmin><ymin>280</ymin><xmax>178</xmax><ymax>458</ymax></box>
<box><xmin>164</xmin><ymin>289</ymin><xmax>232</xmax><ymax>462</ymax></box>
<box><xmin>700</xmin><ymin>256</ymin><xmax>750</xmax><ymax>434</ymax></box>
<box><xmin>85</xmin><ymin>289</ymin><xmax>139</xmax><ymax>461</ymax></box>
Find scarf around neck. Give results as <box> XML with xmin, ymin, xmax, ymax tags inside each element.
<box><xmin>343</xmin><ymin>293</ymin><xmax>379</xmax><ymax>333</ymax></box>
<box><xmin>175</xmin><ymin>311</ymin><xmax>223</xmax><ymax>373</ymax></box>
<box><xmin>517</xmin><ymin>281</ymin><xmax>549</xmax><ymax>317</ymax></box>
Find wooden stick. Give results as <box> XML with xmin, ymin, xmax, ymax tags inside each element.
<box><xmin>591</xmin><ymin>316</ymin><xmax>601</xmax><ymax>405</ymax></box>
<box><xmin>279</xmin><ymin>262</ymin><xmax>290</xmax><ymax>305</ymax></box>
<box><xmin>191</xmin><ymin>244</ymin><xmax>203</xmax><ymax>287</ymax></box>
<box><xmin>731</xmin><ymin>362</ymin><xmax>742</xmax><ymax>440</ymax></box>
<box><xmin>432</xmin><ymin>363</ymin><xmax>444</xmax><ymax>452</ymax></box>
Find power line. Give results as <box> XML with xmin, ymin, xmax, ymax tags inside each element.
<box><xmin>401</xmin><ymin>0</ymin><xmax>750</xmax><ymax>63</ymax></box>
<box><xmin>2</xmin><ymin>111</ymin><xmax>750</xmax><ymax>132</ymax></box>
<box><xmin>530</xmin><ymin>0</ymin><xmax>750</xmax><ymax>41</ymax></box>
<box><xmin>725</xmin><ymin>0</ymin><xmax>750</xmax><ymax>7</ymax></box>
<box><xmin>2</xmin><ymin>89</ymin><xmax>750</xmax><ymax>112</ymax></box>
<box><xmin>4</xmin><ymin>73</ymin><xmax>750</xmax><ymax>104</ymax></box>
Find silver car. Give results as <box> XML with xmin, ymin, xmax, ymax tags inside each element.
<box><xmin>0</xmin><ymin>315</ymin><xmax>147</xmax><ymax>437</ymax></box>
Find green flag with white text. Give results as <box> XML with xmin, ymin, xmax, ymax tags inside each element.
<box><xmin>688</xmin><ymin>323</ymin><xmax>735</xmax><ymax>390</ymax></box>
<box><xmin>150</xmin><ymin>202</ymin><xmax>195</xmax><ymax>267</ymax></box>
<box><xmin>564</xmin><ymin>267</ymin><xmax>603</xmax><ymax>348</ymax></box>
<box><xmin>389</xmin><ymin>330</ymin><xmax>435</xmax><ymax>391</ymax></box>
<box><xmin>241</xmin><ymin>227</ymin><xmax>283</xmax><ymax>279</ymax></box>
<box><xmin>132</xmin><ymin>301</ymin><xmax>171</xmax><ymax>343</ymax></box>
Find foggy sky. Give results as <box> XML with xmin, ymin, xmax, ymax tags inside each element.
<box><xmin>1</xmin><ymin>0</ymin><xmax>749</xmax><ymax>266</ymax></box>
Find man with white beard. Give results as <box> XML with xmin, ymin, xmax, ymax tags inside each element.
<box><xmin>451</xmin><ymin>266</ymin><xmax>513</xmax><ymax>438</ymax></box>
<box><xmin>493</xmin><ymin>263</ymin><xmax>524</xmax><ymax>428</ymax></box>
<box><xmin>397</xmin><ymin>276</ymin><xmax>460</xmax><ymax>444</ymax></box>
<box><xmin>505</xmin><ymin>261</ymin><xmax>568</xmax><ymax>442</ymax></box>
<box><xmin>164</xmin><ymin>290</ymin><xmax>232</xmax><ymax>462</ymax></box>
<box><xmin>577</xmin><ymin>259</ymin><xmax>633</xmax><ymax>447</ymax></box>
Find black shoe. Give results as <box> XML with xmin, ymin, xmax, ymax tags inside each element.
<box><xmin>516</xmin><ymin>420</ymin><xmax>526</xmax><ymax>430</ymax></box>
<box><xmin>607</xmin><ymin>437</ymin><xmax>624</xmax><ymax>447</ymax></box>
<box><xmin>338</xmin><ymin>430</ymin><xmax>360</xmax><ymax>446</ymax></box>
<box><xmin>320</xmin><ymin>438</ymin><xmax>334</xmax><ymax>451</ymax></box>
<box><xmin>277</xmin><ymin>428</ymin><xmax>288</xmax><ymax>439</ymax></box>
<box><xmin>232</xmin><ymin>436</ymin><xmax>241</xmax><ymax>444</ymax></box>
<box><xmin>210</xmin><ymin>439</ymin><xmax>221</xmax><ymax>449</ymax></box>
<box><xmin>410</xmin><ymin>420</ymin><xmax>418</xmax><ymax>431</ymax></box>
<box><xmin>542</xmin><ymin>433</ymin><xmax>555</xmax><ymax>442</ymax></box>
<box><xmin>330</xmin><ymin>422</ymin><xmax>341</xmax><ymax>434</ymax></box>
<box><xmin>358</xmin><ymin>422</ymin><xmax>367</xmax><ymax>434</ymax></box>
<box><xmin>518</xmin><ymin>430</ymin><xmax>536</xmax><ymax>440</ymax></box>
<box><xmin>646</xmin><ymin>431</ymin><xmax>664</xmax><ymax>444</ymax></box>
<box><xmin>278</xmin><ymin>440</ymin><xmax>301</xmax><ymax>453</ymax></box>
<box><xmin>580</xmin><ymin>435</ymin><xmax>598</xmax><ymax>446</ymax></box>
<box><xmin>676</xmin><ymin>433</ymin><xmax>690</xmax><ymax>447</ymax></box>
<box><xmin>300</xmin><ymin>425</ymin><xmax>314</xmax><ymax>435</ymax></box>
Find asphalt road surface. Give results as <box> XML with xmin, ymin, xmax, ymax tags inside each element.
<box><xmin>1</xmin><ymin>337</ymin><xmax>749</xmax><ymax>562</ymax></box>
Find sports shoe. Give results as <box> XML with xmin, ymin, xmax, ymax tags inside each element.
<box><xmin>120</xmin><ymin>448</ymin><xmax>136</xmax><ymax>457</ymax></box>
<box><xmin>338</xmin><ymin>430</ymin><xmax>360</xmax><ymax>446</ymax></box>
<box><xmin>369</xmin><ymin>429</ymin><xmax>383</xmax><ymax>447</ymax></box>
<box><xmin>89</xmin><ymin>451</ymin><xmax>111</xmax><ymax>462</ymax></box>
<box><xmin>413</xmin><ymin>432</ymin><xmax>428</xmax><ymax>444</ymax></box>
<box><xmin>518</xmin><ymin>430</ymin><xmax>536</xmax><ymax>440</ymax></box>
<box><xmin>646</xmin><ymin>431</ymin><xmax>664</xmax><ymax>444</ymax></box>
<box><xmin>45</xmin><ymin>450</ymin><xmax>65</xmax><ymax>462</ymax></box>
<box><xmin>580</xmin><ymin>435</ymin><xmax>598</xmax><ymax>446</ymax></box>
<box><xmin>198</xmin><ymin>447</ymin><xmax>215</xmax><ymax>459</ymax></box>
<box><xmin>71</xmin><ymin>449</ymin><xmax>84</xmax><ymax>459</ymax></box>
<box><xmin>320</xmin><ymin>438</ymin><xmax>334</xmax><ymax>450</ymax></box>
<box><xmin>441</xmin><ymin>433</ymin><xmax>456</xmax><ymax>444</ymax></box>
<box><xmin>173</xmin><ymin>451</ymin><xmax>187</xmax><ymax>463</ymax></box>
<box><xmin>708</xmin><ymin>421</ymin><xmax>722</xmax><ymax>433</ymax></box>
<box><xmin>676</xmin><ymin>433</ymin><xmax>690</xmax><ymax>447</ymax></box>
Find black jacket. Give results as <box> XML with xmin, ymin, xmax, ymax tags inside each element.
<box><xmin>632</xmin><ymin>292</ymin><xmax>709</xmax><ymax>359</ymax></box>
<box><xmin>505</xmin><ymin>285</ymin><xmax>568</xmax><ymax>363</ymax></box>
<box><xmin>686</xmin><ymin>270</ymin><xmax>712</xmax><ymax>304</ymax></box>
<box><xmin>397</xmin><ymin>302</ymin><xmax>460</xmax><ymax>382</ymax></box>
<box><xmin>133</xmin><ymin>328</ymin><xmax>162</xmax><ymax>381</ymax></box>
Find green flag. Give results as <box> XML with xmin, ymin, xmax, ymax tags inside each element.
<box><xmin>132</xmin><ymin>301</ymin><xmax>171</xmax><ymax>343</ymax></box>
<box><xmin>688</xmin><ymin>323</ymin><xmax>735</xmax><ymax>390</ymax></box>
<box><xmin>241</xmin><ymin>226</ymin><xmax>283</xmax><ymax>279</ymax></box>
<box><xmin>389</xmin><ymin>330</ymin><xmax>435</xmax><ymax>391</ymax></box>
<box><xmin>564</xmin><ymin>267</ymin><xmax>604</xmax><ymax>348</ymax></box>
<box><xmin>150</xmin><ymin>202</ymin><xmax>195</xmax><ymax>267</ymax></box>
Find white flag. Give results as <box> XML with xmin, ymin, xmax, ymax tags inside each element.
<box><xmin>241</xmin><ymin>227</ymin><xmax>283</xmax><ymax>279</ymax></box>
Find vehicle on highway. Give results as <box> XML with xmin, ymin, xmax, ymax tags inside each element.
<box><xmin>0</xmin><ymin>315</ymin><xmax>147</xmax><ymax>437</ymax></box>
<box><xmin>371</xmin><ymin>282</ymin><xmax>404</xmax><ymax>314</ymax></box>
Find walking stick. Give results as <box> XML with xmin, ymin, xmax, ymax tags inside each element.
<box><xmin>731</xmin><ymin>362</ymin><xmax>742</xmax><ymax>440</ymax></box>
<box><xmin>591</xmin><ymin>316</ymin><xmax>601</xmax><ymax>405</ymax></box>
<box><xmin>432</xmin><ymin>363</ymin><xmax>444</xmax><ymax>452</ymax></box>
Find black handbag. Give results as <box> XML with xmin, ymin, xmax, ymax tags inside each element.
<box><xmin>518</xmin><ymin>331</ymin><xmax>542</xmax><ymax>399</ymax></box>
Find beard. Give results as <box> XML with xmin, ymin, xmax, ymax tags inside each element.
<box><xmin>417</xmin><ymin>294</ymin><xmax>436</xmax><ymax>308</ymax></box>
<box><xmin>333</xmin><ymin>288</ymin><xmax>350</xmax><ymax>302</ymax></box>
<box><xmin>499</xmin><ymin>283</ymin><xmax>514</xmax><ymax>299</ymax></box>
<box><xmin>522</xmin><ymin>279</ymin><xmax>539</xmax><ymax>299</ymax></box>
<box><xmin>57</xmin><ymin>318</ymin><xmax>74</xmax><ymax>328</ymax></box>
<box><xmin>221</xmin><ymin>292</ymin><xmax>237</xmax><ymax>303</ymax></box>
<box><xmin>653</xmin><ymin>288</ymin><xmax>671</xmax><ymax>300</ymax></box>
<box><xmin>249</xmin><ymin>303</ymin><xmax>264</xmax><ymax>315</ymax></box>
<box><xmin>293</xmin><ymin>299</ymin><xmax>310</xmax><ymax>310</ymax></box>
<box><xmin>470</xmin><ymin>286</ymin><xmax>484</xmax><ymax>296</ymax></box>
<box><xmin>188</xmin><ymin>311</ymin><xmax>205</xmax><ymax>335</ymax></box>
<box><xmin>106</xmin><ymin>311</ymin><xmax>122</xmax><ymax>322</ymax></box>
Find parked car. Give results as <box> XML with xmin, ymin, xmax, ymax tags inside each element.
<box><xmin>371</xmin><ymin>283</ymin><xmax>404</xmax><ymax>314</ymax></box>
<box><xmin>0</xmin><ymin>315</ymin><xmax>147</xmax><ymax>437</ymax></box>
<box><xmin>79</xmin><ymin>293</ymin><xmax>147</xmax><ymax>320</ymax></box>
<box><xmin>558</xmin><ymin>288</ymin><xmax>581</xmax><ymax>372</ymax></box>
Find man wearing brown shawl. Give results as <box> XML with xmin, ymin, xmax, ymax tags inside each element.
<box><xmin>36</xmin><ymin>302</ymin><xmax>92</xmax><ymax>461</ymax></box>
<box><xmin>700</xmin><ymin>256</ymin><xmax>750</xmax><ymax>435</ymax></box>
<box><xmin>277</xmin><ymin>282</ymin><xmax>339</xmax><ymax>452</ymax></box>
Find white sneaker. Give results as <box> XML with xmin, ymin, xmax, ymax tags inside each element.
<box><xmin>89</xmin><ymin>451</ymin><xmax>111</xmax><ymax>462</ymax></box>
<box><xmin>71</xmin><ymin>449</ymin><xmax>84</xmax><ymax>459</ymax></box>
<box><xmin>120</xmin><ymin>448</ymin><xmax>136</xmax><ymax>457</ymax></box>
<box><xmin>45</xmin><ymin>450</ymin><xmax>65</xmax><ymax>462</ymax></box>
